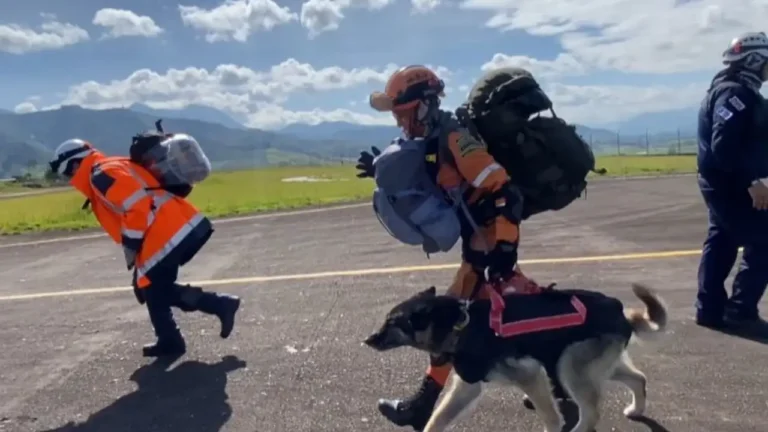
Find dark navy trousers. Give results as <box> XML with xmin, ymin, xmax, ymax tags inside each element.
<box><xmin>697</xmin><ymin>175</ymin><xmax>768</xmax><ymax>320</ymax></box>
<box><xmin>141</xmin><ymin>262</ymin><xmax>232</xmax><ymax>343</ymax></box>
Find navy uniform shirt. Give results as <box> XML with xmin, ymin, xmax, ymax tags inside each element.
<box><xmin>697</xmin><ymin>78</ymin><xmax>768</xmax><ymax>190</ymax></box>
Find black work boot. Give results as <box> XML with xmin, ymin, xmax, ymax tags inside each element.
<box><xmin>377</xmin><ymin>375</ymin><xmax>443</xmax><ymax>431</ymax></box>
<box><xmin>142</xmin><ymin>337</ymin><xmax>186</xmax><ymax>357</ymax></box>
<box><xmin>216</xmin><ymin>294</ymin><xmax>241</xmax><ymax>339</ymax></box>
<box><xmin>195</xmin><ymin>291</ymin><xmax>242</xmax><ymax>339</ymax></box>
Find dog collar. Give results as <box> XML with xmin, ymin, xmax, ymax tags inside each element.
<box><xmin>453</xmin><ymin>301</ymin><xmax>471</xmax><ymax>331</ymax></box>
<box><xmin>438</xmin><ymin>301</ymin><xmax>471</xmax><ymax>355</ymax></box>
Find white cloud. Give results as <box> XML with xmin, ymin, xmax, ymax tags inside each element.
<box><xmin>544</xmin><ymin>81</ymin><xmax>706</xmax><ymax>125</ymax></box>
<box><xmin>13</xmin><ymin>102</ymin><xmax>38</xmax><ymax>114</ymax></box>
<box><xmin>50</xmin><ymin>52</ymin><xmax>703</xmax><ymax>130</ymax></box>
<box><xmin>460</xmin><ymin>0</ymin><xmax>768</xmax><ymax>74</ymax></box>
<box><xmin>179</xmin><ymin>0</ymin><xmax>298</xmax><ymax>42</ymax></box>
<box><xmin>92</xmin><ymin>8</ymin><xmax>164</xmax><ymax>39</ymax></box>
<box><xmin>58</xmin><ymin>59</ymin><xmax>403</xmax><ymax>129</ymax></box>
<box><xmin>246</xmin><ymin>102</ymin><xmax>392</xmax><ymax>129</ymax></box>
<box><xmin>0</xmin><ymin>18</ymin><xmax>89</xmax><ymax>54</ymax></box>
<box><xmin>299</xmin><ymin>0</ymin><xmax>394</xmax><ymax>37</ymax></box>
<box><xmin>481</xmin><ymin>53</ymin><xmax>586</xmax><ymax>78</ymax></box>
<box><xmin>44</xmin><ymin>0</ymin><xmax>737</xmax><ymax>135</ymax></box>
<box><xmin>300</xmin><ymin>0</ymin><xmax>345</xmax><ymax>38</ymax></box>
<box><xmin>476</xmin><ymin>50</ymin><xmax>705</xmax><ymax>124</ymax></box>
<box><xmin>411</xmin><ymin>0</ymin><xmax>441</xmax><ymax>13</ymax></box>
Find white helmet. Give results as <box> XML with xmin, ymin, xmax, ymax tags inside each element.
<box><xmin>722</xmin><ymin>32</ymin><xmax>768</xmax><ymax>65</ymax></box>
<box><xmin>48</xmin><ymin>138</ymin><xmax>95</xmax><ymax>177</ymax></box>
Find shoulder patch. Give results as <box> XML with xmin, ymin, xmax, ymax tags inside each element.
<box><xmin>728</xmin><ymin>96</ymin><xmax>746</xmax><ymax>111</ymax></box>
<box><xmin>456</xmin><ymin>132</ymin><xmax>484</xmax><ymax>157</ymax></box>
<box><xmin>715</xmin><ymin>105</ymin><xmax>733</xmax><ymax>121</ymax></box>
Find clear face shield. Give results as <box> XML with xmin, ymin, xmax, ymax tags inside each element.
<box><xmin>369</xmin><ymin>91</ymin><xmax>443</xmax><ymax>139</ymax></box>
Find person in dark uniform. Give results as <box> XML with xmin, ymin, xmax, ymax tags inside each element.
<box><xmin>696</xmin><ymin>31</ymin><xmax>768</xmax><ymax>329</ymax></box>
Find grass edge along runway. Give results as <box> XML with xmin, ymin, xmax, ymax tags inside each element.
<box><xmin>0</xmin><ymin>155</ymin><xmax>696</xmax><ymax>235</ymax></box>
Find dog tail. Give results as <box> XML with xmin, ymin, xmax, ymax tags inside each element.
<box><xmin>624</xmin><ymin>283</ymin><xmax>668</xmax><ymax>338</ymax></box>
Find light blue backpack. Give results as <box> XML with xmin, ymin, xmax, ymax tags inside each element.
<box><xmin>371</xmin><ymin>137</ymin><xmax>464</xmax><ymax>255</ymax></box>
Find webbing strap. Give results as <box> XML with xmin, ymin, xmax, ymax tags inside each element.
<box><xmin>486</xmin><ymin>280</ymin><xmax>587</xmax><ymax>338</ymax></box>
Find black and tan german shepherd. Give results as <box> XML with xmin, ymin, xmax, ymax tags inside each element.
<box><xmin>364</xmin><ymin>283</ymin><xmax>668</xmax><ymax>432</ymax></box>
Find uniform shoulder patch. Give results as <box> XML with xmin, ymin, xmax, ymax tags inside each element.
<box><xmin>715</xmin><ymin>105</ymin><xmax>733</xmax><ymax>121</ymax></box>
<box><xmin>456</xmin><ymin>131</ymin><xmax>484</xmax><ymax>157</ymax></box>
<box><xmin>728</xmin><ymin>96</ymin><xmax>746</xmax><ymax>111</ymax></box>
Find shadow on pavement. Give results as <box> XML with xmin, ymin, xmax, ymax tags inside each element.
<box><xmin>630</xmin><ymin>415</ymin><xmax>674</xmax><ymax>432</ymax></box>
<box><xmin>698</xmin><ymin>319</ymin><xmax>768</xmax><ymax>346</ymax></box>
<box><xmin>39</xmin><ymin>355</ymin><xmax>247</xmax><ymax>432</ymax></box>
<box><xmin>718</xmin><ymin>321</ymin><xmax>768</xmax><ymax>345</ymax></box>
<box><xmin>557</xmin><ymin>398</ymin><xmax>672</xmax><ymax>432</ymax></box>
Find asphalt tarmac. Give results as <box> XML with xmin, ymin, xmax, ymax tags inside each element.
<box><xmin>0</xmin><ymin>175</ymin><xmax>766</xmax><ymax>432</ymax></box>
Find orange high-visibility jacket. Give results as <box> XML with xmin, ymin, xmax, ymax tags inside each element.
<box><xmin>436</xmin><ymin>129</ymin><xmax>519</xmax><ymax>253</ymax></box>
<box><xmin>70</xmin><ymin>151</ymin><xmax>209</xmax><ymax>289</ymax></box>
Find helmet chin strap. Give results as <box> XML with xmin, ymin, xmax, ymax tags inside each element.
<box><xmin>733</xmin><ymin>58</ymin><xmax>765</xmax><ymax>91</ymax></box>
<box><xmin>405</xmin><ymin>97</ymin><xmax>441</xmax><ymax>139</ymax></box>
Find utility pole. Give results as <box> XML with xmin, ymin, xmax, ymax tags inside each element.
<box><xmin>645</xmin><ymin>129</ymin><xmax>650</xmax><ymax>155</ymax></box>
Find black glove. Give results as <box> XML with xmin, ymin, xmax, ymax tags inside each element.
<box><xmin>123</xmin><ymin>246</ymin><xmax>138</xmax><ymax>271</ymax></box>
<box><xmin>355</xmin><ymin>146</ymin><xmax>381</xmax><ymax>178</ymax></box>
<box><xmin>484</xmin><ymin>242</ymin><xmax>519</xmax><ymax>284</ymax></box>
<box><xmin>132</xmin><ymin>269</ymin><xmax>146</xmax><ymax>305</ymax></box>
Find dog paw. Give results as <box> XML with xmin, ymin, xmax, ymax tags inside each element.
<box><xmin>623</xmin><ymin>404</ymin><xmax>644</xmax><ymax>418</ymax></box>
<box><xmin>543</xmin><ymin>422</ymin><xmax>564</xmax><ymax>432</ymax></box>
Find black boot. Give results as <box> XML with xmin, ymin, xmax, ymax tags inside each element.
<box><xmin>216</xmin><ymin>295</ymin><xmax>241</xmax><ymax>339</ymax></box>
<box><xmin>142</xmin><ymin>337</ymin><xmax>186</xmax><ymax>357</ymax></box>
<box><xmin>194</xmin><ymin>291</ymin><xmax>242</xmax><ymax>339</ymax></box>
<box><xmin>377</xmin><ymin>375</ymin><xmax>443</xmax><ymax>431</ymax></box>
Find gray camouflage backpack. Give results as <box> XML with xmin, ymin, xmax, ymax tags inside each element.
<box><xmin>372</xmin><ymin>138</ymin><xmax>463</xmax><ymax>255</ymax></box>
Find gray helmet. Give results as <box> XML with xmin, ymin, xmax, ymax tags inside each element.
<box><xmin>722</xmin><ymin>32</ymin><xmax>768</xmax><ymax>69</ymax></box>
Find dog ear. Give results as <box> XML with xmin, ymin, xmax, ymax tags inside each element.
<box><xmin>419</xmin><ymin>286</ymin><xmax>437</xmax><ymax>298</ymax></box>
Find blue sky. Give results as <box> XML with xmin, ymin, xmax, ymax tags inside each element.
<box><xmin>0</xmin><ymin>0</ymin><xmax>758</xmax><ymax>129</ymax></box>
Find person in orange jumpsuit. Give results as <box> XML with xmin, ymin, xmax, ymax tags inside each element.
<box><xmin>48</xmin><ymin>137</ymin><xmax>242</xmax><ymax>358</ymax></box>
<box><xmin>356</xmin><ymin>65</ymin><xmax>528</xmax><ymax>430</ymax></box>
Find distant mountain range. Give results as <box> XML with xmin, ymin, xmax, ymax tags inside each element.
<box><xmin>598</xmin><ymin>107</ymin><xmax>698</xmax><ymax>136</ymax></box>
<box><xmin>128</xmin><ymin>103</ymin><xmax>246</xmax><ymax>130</ymax></box>
<box><xmin>0</xmin><ymin>103</ymin><xmax>698</xmax><ymax>178</ymax></box>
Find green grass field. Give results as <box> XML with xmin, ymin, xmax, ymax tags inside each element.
<box><xmin>591</xmin><ymin>154</ymin><xmax>697</xmax><ymax>176</ymax></box>
<box><xmin>0</xmin><ymin>155</ymin><xmax>697</xmax><ymax>235</ymax></box>
<box><xmin>0</xmin><ymin>182</ymin><xmax>27</xmax><ymax>194</ymax></box>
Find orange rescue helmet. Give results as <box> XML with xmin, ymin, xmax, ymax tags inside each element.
<box><xmin>369</xmin><ymin>65</ymin><xmax>446</xmax><ymax>138</ymax></box>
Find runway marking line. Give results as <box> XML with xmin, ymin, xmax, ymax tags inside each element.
<box><xmin>0</xmin><ymin>247</ymin><xmax>713</xmax><ymax>302</ymax></box>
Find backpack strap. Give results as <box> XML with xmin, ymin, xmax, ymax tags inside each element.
<box><xmin>436</xmin><ymin>120</ymin><xmax>493</xmax><ymax>255</ymax></box>
<box><xmin>455</xmin><ymin>103</ymin><xmax>486</xmax><ymax>145</ymax></box>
